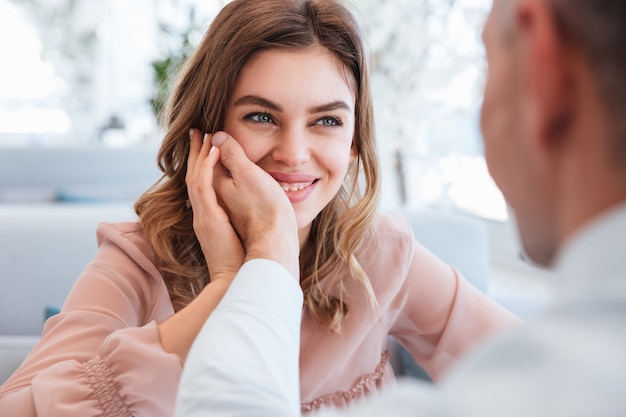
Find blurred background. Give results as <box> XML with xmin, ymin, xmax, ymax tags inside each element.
<box><xmin>0</xmin><ymin>0</ymin><xmax>505</xmax><ymax>217</ymax></box>
<box><xmin>0</xmin><ymin>0</ymin><xmax>556</xmax><ymax>368</ymax></box>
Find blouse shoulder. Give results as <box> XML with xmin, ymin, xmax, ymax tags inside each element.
<box><xmin>95</xmin><ymin>221</ymin><xmax>160</xmax><ymax>279</ymax></box>
<box><xmin>356</xmin><ymin>211</ymin><xmax>417</xmax><ymax>290</ymax></box>
<box><xmin>371</xmin><ymin>211</ymin><xmax>414</xmax><ymax>237</ymax></box>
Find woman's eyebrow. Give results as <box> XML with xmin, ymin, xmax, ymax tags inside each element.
<box><xmin>233</xmin><ymin>95</ymin><xmax>282</xmax><ymax>111</ymax></box>
<box><xmin>309</xmin><ymin>101</ymin><xmax>352</xmax><ymax>113</ymax></box>
<box><xmin>233</xmin><ymin>95</ymin><xmax>352</xmax><ymax>113</ymax></box>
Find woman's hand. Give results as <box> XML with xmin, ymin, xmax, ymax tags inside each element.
<box><xmin>186</xmin><ymin>128</ymin><xmax>244</xmax><ymax>282</ymax></box>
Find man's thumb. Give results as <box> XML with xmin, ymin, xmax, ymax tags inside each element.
<box><xmin>211</xmin><ymin>131</ymin><xmax>248</xmax><ymax>172</ymax></box>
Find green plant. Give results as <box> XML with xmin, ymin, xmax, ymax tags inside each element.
<box><xmin>150</xmin><ymin>7</ymin><xmax>199</xmax><ymax>124</ymax></box>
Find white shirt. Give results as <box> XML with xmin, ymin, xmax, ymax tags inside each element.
<box><xmin>176</xmin><ymin>203</ymin><xmax>626</xmax><ymax>417</ymax></box>
<box><xmin>175</xmin><ymin>260</ymin><xmax>304</xmax><ymax>417</ymax></box>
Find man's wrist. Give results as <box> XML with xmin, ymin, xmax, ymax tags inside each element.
<box><xmin>245</xmin><ymin>241</ymin><xmax>299</xmax><ymax>280</ymax></box>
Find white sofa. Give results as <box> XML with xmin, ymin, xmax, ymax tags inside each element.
<box><xmin>0</xmin><ymin>198</ymin><xmax>490</xmax><ymax>384</ymax></box>
<box><xmin>0</xmin><ymin>203</ymin><xmax>138</xmax><ymax>336</ymax></box>
<box><xmin>0</xmin><ymin>142</ymin><xmax>495</xmax><ymax>385</ymax></box>
<box><xmin>0</xmin><ymin>145</ymin><xmax>160</xmax><ymax>384</ymax></box>
<box><xmin>0</xmin><ymin>146</ymin><xmax>160</xmax><ymax>203</ymax></box>
<box><xmin>0</xmin><ymin>203</ymin><xmax>138</xmax><ymax>383</ymax></box>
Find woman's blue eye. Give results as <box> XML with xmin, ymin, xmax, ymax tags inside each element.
<box><xmin>248</xmin><ymin>113</ymin><xmax>273</xmax><ymax>123</ymax></box>
<box><xmin>317</xmin><ymin>117</ymin><xmax>341</xmax><ymax>127</ymax></box>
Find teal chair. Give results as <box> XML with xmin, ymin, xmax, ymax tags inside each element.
<box><xmin>44</xmin><ymin>306</ymin><xmax>61</xmax><ymax>322</ymax></box>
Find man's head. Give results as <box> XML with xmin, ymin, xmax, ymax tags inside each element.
<box><xmin>480</xmin><ymin>0</ymin><xmax>626</xmax><ymax>267</ymax></box>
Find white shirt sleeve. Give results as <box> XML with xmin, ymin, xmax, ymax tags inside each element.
<box><xmin>175</xmin><ymin>259</ymin><xmax>304</xmax><ymax>417</ymax></box>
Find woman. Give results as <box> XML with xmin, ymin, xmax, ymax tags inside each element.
<box><xmin>0</xmin><ymin>0</ymin><xmax>520</xmax><ymax>416</ymax></box>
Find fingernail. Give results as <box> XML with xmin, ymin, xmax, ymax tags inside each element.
<box><xmin>212</xmin><ymin>131</ymin><xmax>227</xmax><ymax>146</ymax></box>
<box><xmin>189</xmin><ymin>129</ymin><xmax>194</xmax><ymax>140</ymax></box>
<box><xmin>209</xmin><ymin>146</ymin><xmax>216</xmax><ymax>155</ymax></box>
<box><xmin>203</xmin><ymin>133</ymin><xmax>210</xmax><ymax>143</ymax></box>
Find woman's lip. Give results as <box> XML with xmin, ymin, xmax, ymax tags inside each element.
<box><xmin>281</xmin><ymin>180</ymin><xmax>318</xmax><ymax>203</ymax></box>
<box><xmin>268</xmin><ymin>171</ymin><xmax>318</xmax><ymax>183</ymax></box>
<box><xmin>267</xmin><ymin>171</ymin><xmax>318</xmax><ymax>203</ymax></box>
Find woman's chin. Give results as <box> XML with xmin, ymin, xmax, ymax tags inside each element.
<box><xmin>297</xmin><ymin>220</ymin><xmax>314</xmax><ymax>246</ymax></box>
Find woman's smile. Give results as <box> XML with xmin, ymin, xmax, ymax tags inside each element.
<box><xmin>269</xmin><ymin>171</ymin><xmax>319</xmax><ymax>202</ymax></box>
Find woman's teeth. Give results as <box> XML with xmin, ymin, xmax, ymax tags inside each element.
<box><xmin>279</xmin><ymin>182</ymin><xmax>312</xmax><ymax>192</ymax></box>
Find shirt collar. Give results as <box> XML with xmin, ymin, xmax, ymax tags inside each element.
<box><xmin>553</xmin><ymin>201</ymin><xmax>626</xmax><ymax>294</ymax></box>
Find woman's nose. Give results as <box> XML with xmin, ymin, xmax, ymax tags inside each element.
<box><xmin>271</xmin><ymin>128</ymin><xmax>310</xmax><ymax>166</ymax></box>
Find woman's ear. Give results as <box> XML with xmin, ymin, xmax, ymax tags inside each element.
<box><xmin>349</xmin><ymin>142</ymin><xmax>358</xmax><ymax>161</ymax></box>
<box><xmin>516</xmin><ymin>0</ymin><xmax>575</xmax><ymax>151</ymax></box>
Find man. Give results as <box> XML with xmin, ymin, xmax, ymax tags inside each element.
<box><xmin>175</xmin><ymin>0</ymin><xmax>626</xmax><ymax>416</ymax></box>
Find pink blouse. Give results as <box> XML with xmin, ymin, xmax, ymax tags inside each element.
<box><xmin>0</xmin><ymin>212</ymin><xmax>520</xmax><ymax>416</ymax></box>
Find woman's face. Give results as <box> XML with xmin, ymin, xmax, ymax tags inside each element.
<box><xmin>223</xmin><ymin>47</ymin><xmax>357</xmax><ymax>241</ymax></box>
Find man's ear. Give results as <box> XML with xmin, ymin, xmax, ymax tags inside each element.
<box><xmin>515</xmin><ymin>0</ymin><xmax>574</xmax><ymax>150</ymax></box>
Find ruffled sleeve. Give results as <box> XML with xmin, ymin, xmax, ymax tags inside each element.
<box><xmin>28</xmin><ymin>321</ymin><xmax>180</xmax><ymax>417</ymax></box>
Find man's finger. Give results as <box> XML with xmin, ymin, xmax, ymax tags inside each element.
<box><xmin>211</xmin><ymin>131</ymin><xmax>252</xmax><ymax>175</ymax></box>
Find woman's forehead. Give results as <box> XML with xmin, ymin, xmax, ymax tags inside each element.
<box><xmin>232</xmin><ymin>47</ymin><xmax>357</xmax><ymax>107</ymax></box>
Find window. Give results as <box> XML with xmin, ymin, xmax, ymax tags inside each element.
<box><xmin>0</xmin><ymin>0</ymin><xmax>506</xmax><ymax>221</ymax></box>
<box><xmin>357</xmin><ymin>0</ymin><xmax>506</xmax><ymax>221</ymax></box>
<box><xmin>0</xmin><ymin>1</ymin><xmax>70</xmax><ymax>143</ymax></box>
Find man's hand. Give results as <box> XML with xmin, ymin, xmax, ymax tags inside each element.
<box><xmin>211</xmin><ymin>131</ymin><xmax>300</xmax><ymax>279</ymax></box>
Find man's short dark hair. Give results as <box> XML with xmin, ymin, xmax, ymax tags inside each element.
<box><xmin>549</xmin><ymin>0</ymin><xmax>626</xmax><ymax>163</ymax></box>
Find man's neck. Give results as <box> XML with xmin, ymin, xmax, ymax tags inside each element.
<box><xmin>557</xmin><ymin>107</ymin><xmax>626</xmax><ymax>250</ymax></box>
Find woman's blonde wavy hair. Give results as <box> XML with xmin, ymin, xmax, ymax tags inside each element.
<box><xmin>135</xmin><ymin>0</ymin><xmax>380</xmax><ymax>333</ymax></box>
